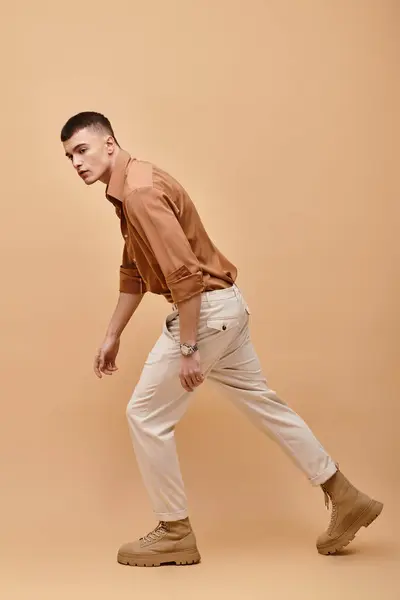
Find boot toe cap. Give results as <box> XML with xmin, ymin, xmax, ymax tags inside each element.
<box><xmin>316</xmin><ymin>532</ymin><xmax>331</xmax><ymax>549</ymax></box>
<box><xmin>118</xmin><ymin>540</ymin><xmax>142</xmax><ymax>555</ymax></box>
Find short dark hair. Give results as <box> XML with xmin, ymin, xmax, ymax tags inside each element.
<box><xmin>60</xmin><ymin>111</ymin><xmax>119</xmax><ymax>145</ymax></box>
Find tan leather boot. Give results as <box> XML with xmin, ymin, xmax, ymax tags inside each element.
<box><xmin>117</xmin><ymin>517</ymin><xmax>201</xmax><ymax>567</ymax></box>
<box><xmin>317</xmin><ymin>469</ymin><xmax>383</xmax><ymax>555</ymax></box>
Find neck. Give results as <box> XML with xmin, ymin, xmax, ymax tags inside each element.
<box><xmin>100</xmin><ymin>146</ymin><xmax>122</xmax><ymax>185</ymax></box>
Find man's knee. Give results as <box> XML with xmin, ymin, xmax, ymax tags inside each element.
<box><xmin>125</xmin><ymin>384</ymin><xmax>159</xmax><ymax>426</ymax></box>
<box><xmin>125</xmin><ymin>388</ymin><xmax>145</xmax><ymax>421</ymax></box>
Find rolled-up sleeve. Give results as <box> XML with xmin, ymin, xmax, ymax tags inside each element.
<box><xmin>124</xmin><ymin>189</ymin><xmax>205</xmax><ymax>303</ymax></box>
<box><xmin>119</xmin><ymin>243</ymin><xmax>146</xmax><ymax>295</ymax></box>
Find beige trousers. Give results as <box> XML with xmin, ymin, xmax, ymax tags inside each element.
<box><xmin>126</xmin><ymin>284</ymin><xmax>337</xmax><ymax>521</ymax></box>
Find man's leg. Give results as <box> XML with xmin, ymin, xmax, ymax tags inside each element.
<box><xmin>207</xmin><ymin>321</ymin><xmax>337</xmax><ymax>485</ymax></box>
<box><xmin>118</xmin><ymin>316</ymin><xmax>199</xmax><ymax>567</ymax></box>
<box><xmin>207</xmin><ymin>298</ymin><xmax>383</xmax><ymax>554</ymax></box>
<box><xmin>125</xmin><ymin>330</ymin><xmax>192</xmax><ymax>523</ymax></box>
<box><xmin>118</xmin><ymin>294</ymin><xmax>242</xmax><ymax>567</ymax></box>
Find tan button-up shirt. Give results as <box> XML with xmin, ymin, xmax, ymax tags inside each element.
<box><xmin>105</xmin><ymin>150</ymin><xmax>237</xmax><ymax>304</ymax></box>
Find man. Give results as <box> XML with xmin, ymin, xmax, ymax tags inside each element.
<box><xmin>61</xmin><ymin>111</ymin><xmax>383</xmax><ymax>567</ymax></box>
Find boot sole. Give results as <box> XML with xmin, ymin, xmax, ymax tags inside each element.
<box><xmin>317</xmin><ymin>499</ymin><xmax>383</xmax><ymax>555</ymax></box>
<box><xmin>117</xmin><ymin>548</ymin><xmax>201</xmax><ymax>567</ymax></box>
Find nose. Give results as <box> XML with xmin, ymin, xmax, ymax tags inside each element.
<box><xmin>72</xmin><ymin>156</ymin><xmax>83</xmax><ymax>169</ymax></box>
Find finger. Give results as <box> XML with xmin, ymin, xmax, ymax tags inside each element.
<box><xmin>103</xmin><ymin>360</ymin><xmax>117</xmax><ymax>375</ymax></box>
<box><xmin>183</xmin><ymin>376</ymin><xmax>192</xmax><ymax>392</ymax></box>
<box><xmin>98</xmin><ymin>354</ymin><xmax>106</xmax><ymax>376</ymax></box>
<box><xmin>180</xmin><ymin>374</ymin><xmax>193</xmax><ymax>392</ymax></box>
<box><xmin>104</xmin><ymin>362</ymin><xmax>117</xmax><ymax>375</ymax></box>
<box><xmin>189</xmin><ymin>370</ymin><xmax>202</xmax><ymax>388</ymax></box>
<box><xmin>190</xmin><ymin>373</ymin><xmax>199</xmax><ymax>389</ymax></box>
<box><xmin>188</xmin><ymin>372</ymin><xmax>198</xmax><ymax>389</ymax></box>
<box><xmin>94</xmin><ymin>355</ymin><xmax>102</xmax><ymax>378</ymax></box>
<box><xmin>194</xmin><ymin>371</ymin><xmax>204</xmax><ymax>384</ymax></box>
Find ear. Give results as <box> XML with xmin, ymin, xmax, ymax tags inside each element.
<box><xmin>105</xmin><ymin>135</ymin><xmax>115</xmax><ymax>154</ymax></box>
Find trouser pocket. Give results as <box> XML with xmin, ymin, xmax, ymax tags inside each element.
<box><xmin>163</xmin><ymin>310</ymin><xmax>180</xmax><ymax>342</ymax></box>
<box><xmin>206</xmin><ymin>316</ymin><xmax>240</xmax><ymax>332</ymax></box>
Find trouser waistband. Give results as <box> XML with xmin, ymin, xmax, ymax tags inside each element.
<box><xmin>172</xmin><ymin>284</ymin><xmax>240</xmax><ymax>310</ymax></box>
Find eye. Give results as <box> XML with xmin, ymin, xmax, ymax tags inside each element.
<box><xmin>79</xmin><ymin>148</ymin><xmax>87</xmax><ymax>154</ymax></box>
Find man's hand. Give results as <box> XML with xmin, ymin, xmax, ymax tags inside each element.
<box><xmin>180</xmin><ymin>350</ymin><xmax>204</xmax><ymax>392</ymax></box>
<box><xmin>94</xmin><ymin>336</ymin><xmax>120</xmax><ymax>379</ymax></box>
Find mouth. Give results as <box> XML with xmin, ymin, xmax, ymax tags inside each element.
<box><xmin>79</xmin><ymin>170</ymin><xmax>89</xmax><ymax>178</ymax></box>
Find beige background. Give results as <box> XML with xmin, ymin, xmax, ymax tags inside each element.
<box><xmin>1</xmin><ymin>1</ymin><xmax>399</xmax><ymax>598</ymax></box>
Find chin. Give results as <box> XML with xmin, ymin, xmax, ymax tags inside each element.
<box><xmin>83</xmin><ymin>175</ymin><xmax>98</xmax><ymax>186</ymax></box>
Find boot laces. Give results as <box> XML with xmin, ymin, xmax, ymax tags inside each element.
<box><xmin>141</xmin><ymin>521</ymin><xmax>168</xmax><ymax>543</ymax></box>
<box><xmin>323</xmin><ymin>490</ymin><xmax>338</xmax><ymax>533</ymax></box>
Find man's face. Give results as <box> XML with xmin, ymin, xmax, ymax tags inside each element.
<box><xmin>63</xmin><ymin>127</ymin><xmax>116</xmax><ymax>185</ymax></box>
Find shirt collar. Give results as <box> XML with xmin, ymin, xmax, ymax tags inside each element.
<box><xmin>105</xmin><ymin>148</ymin><xmax>132</xmax><ymax>204</ymax></box>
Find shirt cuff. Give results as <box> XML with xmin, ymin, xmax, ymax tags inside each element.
<box><xmin>166</xmin><ymin>265</ymin><xmax>205</xmax><ymax>303</ymax></box>
<box><xmin>119</xmin><ymin>267</ymin><xmax>146</xmax><ymax>295</ymax></box>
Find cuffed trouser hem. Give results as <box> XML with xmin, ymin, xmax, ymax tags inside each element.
<box><xmin>309</xmin><ymin>460</ymin><xmax>338</xmax><ymax>486</ymax></box>
<box><xmin>154</xmin><ymin>509</ymin><xmax>189</xmax><ymax>522</ymax></box>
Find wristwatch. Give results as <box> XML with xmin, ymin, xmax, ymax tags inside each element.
<box><xmin>180</xmin><ymin>342</ymin><xmax>198</xmax><ymax>356</ymax></box>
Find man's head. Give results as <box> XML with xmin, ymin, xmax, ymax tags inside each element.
<box><xmin>61</xmin><ymin>112</ymin><xmax>120</xmax><ymax>185</ymax></box>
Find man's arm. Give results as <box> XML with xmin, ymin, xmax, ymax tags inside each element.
<box><xmin>176</xmin><ymin>292</ymin><xmax>201</xmax><ymax>346</ymax></box>
<box><xmin>176</xmin><ymin>292</ymin><xmax>204</xmax><ymax>392</ymax></box>
<box><xmin>105</xmin><ymin>291</ymin><xmax>144</xmax><ymax>339</ymax></box>
<box><xmin>95</xmin><ymin>292</ymin><xmax>145</xmax><ymax>378</ymax></box>
<box><xmin>123</xmin><ymin>188</ymin><xmax>205</xmax><ymax>311</ymax></box>
<box><xmin>94</xmin><ymin>245</ymin><xmax>146</xmax><ymax>378</ymax></box>
<box><xmin>107</xmin><ymin>243</ymin><xmax>147</xmax><ymax>338</ymax></box>
<box><xmin>124</xmin><ymin>189</ymin><xmax>205</xmax><ymax>391</ymax></box>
